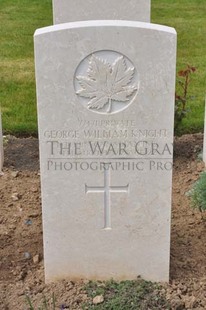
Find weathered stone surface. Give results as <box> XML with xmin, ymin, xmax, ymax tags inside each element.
<box><xmin>52</xmin><ymin>0</ymin><xmax>151</xmax><ymax>24</ymax></box>
<box><xmin>34</xmin><ymin>20</ymin><xmax>176</xmax><ymax>283</ymax></box>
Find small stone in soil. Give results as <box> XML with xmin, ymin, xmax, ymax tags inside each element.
<box><xmin>28</xmin><ymin>212</ymin><xmax>39</xmax><ymax>218</ymax></box>
<box><xmin>93</xmin><ymin>295</ymin><xmax>104</xmax><ymax>305</ymax></box>
<box><xmin>31</xmin><ymin>186</ymin><xmax>38</xmax><ymax>193</ymax></box>
<box><xmin>17</xmin><ymin>204</ymin><xmax>23</xmax><ymax>212</ymax></box>
<box><xmin>24</xmin><ymin>252</ymin><xmax>31</xmax><ymax>260</ymax></box>
<box><xmin>25</xmin><ymin>219</ymin><xmax>32</xmax><ymax>225</ymax></box>
<box><xmin>11</xmin><ymin>171</ymin><xmax>19</xmax><ymax>178</ymax></box>
<box><xmin>33</xmin><ymin>254</ymin><xmax>40</xmax><ymax>264</ymax></box>
<box><xmin>11</xmin><ymin>193</ymin><xmax>20</xmax><ymax>201</ymax></box>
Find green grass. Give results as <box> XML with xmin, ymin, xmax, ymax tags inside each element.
<box><xmin>83</xmin><ymin>279</ymin><xmax>170</xmax><ymax>309</ymax></box>
<box><xmin>24</xmin><ymin>279</ymin><xmax>170</xmax><ymax>309</ymax></box>
<box><xmin>25</xmin><ymin>293</ymin><xmax>56</xmax><ymax>310</ymax></box>
<box><xmin>152</xmin><ymin>0</ymin><xmax>206</xmax><ymax>135</ymax></box>
<box><xmin>0</xmin><ymin>0</ymin><xmax>52</xmax><ymax>136</ymax></box>
<box><xmin>0</xmin><ymin>0</ymin><xmax>206</xmax><ymax>135</ymax></box>
<box><xmin>187</xmin><ymin>171</ymin><xmax>206</xmax><ymax>212</ymax></box>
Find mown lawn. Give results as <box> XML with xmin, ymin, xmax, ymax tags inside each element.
<box><xmin>0</xmin><ymin>0</ymin><xmax>205</xmax><ymax>135</ymax></box>
<box><xmin>152</xmin><ymin>0</ymin><xmax>206</xmax><ymax>135</ymax></box>
<box><xmin>0</xmin><ymin>0</ymin><xmax>52</xmax><ymax>135</ymax></box>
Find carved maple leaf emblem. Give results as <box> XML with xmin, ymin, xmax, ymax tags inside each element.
<box><xmin>76</xmin><ymin>55</ymin><xmax>137</xmax><ymax>113</ymax></box>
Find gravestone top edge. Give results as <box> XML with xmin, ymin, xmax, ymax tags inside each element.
<box><xmin>34</xmin><ymin>20</ymin><xmax>176</xmax><ymax>37</ymax></box>
<box><xmin>52</xmin><ymin>0</ymin><xmax>151</xmax><ymax>24</ymax></box>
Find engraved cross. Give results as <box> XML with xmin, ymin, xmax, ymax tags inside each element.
<box><xmin>85</xmin><ymin>168</ymin><xmax>129</xmax><ymax>230</ymax></box>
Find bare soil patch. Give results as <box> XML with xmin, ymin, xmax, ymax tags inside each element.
<box><xmin>1</xmin><ymin>134</ymin><xmax>206</xmax><ymax>309</ymax></box>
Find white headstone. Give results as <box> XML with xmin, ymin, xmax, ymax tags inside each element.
<box><xmin>34</xmin><ymin>20</ymin><xmax>176</xmax><ymax>283</ymax></box>
<box><xmin>0</xmin><ymin>112</ymin><xmax>3</xmax><ymax>172</ymax></box>
<box><xmin>52</xmin><ymin>0</ymin><xmax>151</xmax><ymax>24</ymax></box>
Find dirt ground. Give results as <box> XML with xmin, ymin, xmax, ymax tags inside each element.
<box><xmin>1</xmin><ymin>134</ymin><xmax>206</xmax><ymax>309</ymax></box>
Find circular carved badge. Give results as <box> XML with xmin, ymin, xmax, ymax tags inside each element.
<box><xmin>74</xmin><ymin>50</ymin><xmax>139</xmax><ymax>114</ymax></box>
